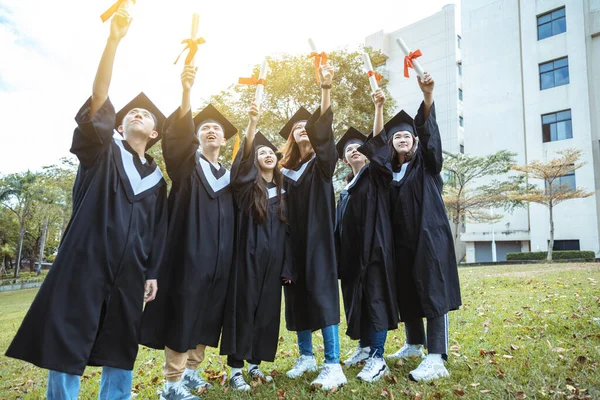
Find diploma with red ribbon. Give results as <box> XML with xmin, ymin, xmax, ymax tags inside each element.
<box><xmin>362</xmin><ymin>53</ymin><xmax>381</xmax><ymax>93</ymax></box>
<box><xmin>174</xmin><ymin>14</ymin><xmax>205</xmax><ymax>65</ymax></box>
<box><xmin>396</xmin><ymin>38</ymin><xmax>425</xmax><ymax>79</ymax></box>
<box><xmin>308</xmin><ymin>38</ymin><xmax>328</xmax><ymax>84</ymax></box>
<box><xmin>238</xmin><ymin>59</ymin><xmax>269</xmax><ymax>104</ymax></box>
<box><xmin>101</xmin><ymin>0</ymin><xmax>136</xmax><ymax>23</ymax></box>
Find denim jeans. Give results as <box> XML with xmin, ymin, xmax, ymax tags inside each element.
<box><xmin>297</xmin><ymin>324</ymin><xmax>340</xmax><ymax>364</ymax></box>
<box><xmin>359</xmin><ymin>327</ymin><xmax>388</xmax><ymax>358</ymax></box>
<box><xmin>47</xmin><ymin>367</ymin><xmax>132</xmax><ymax>400</ymax></box>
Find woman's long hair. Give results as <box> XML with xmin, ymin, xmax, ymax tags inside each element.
<box><xmin>250</xmin><ymin>149</ymin><xmax>287</xmax><ymax>225</ymax></box>
<box><xmin>279</xmin><ymin>121</ymin><xmax>314</xmax><ymax>169</ymax></box>
<box><xmin>389</xmin><ymin>132</ymin><xmax>419</xmax><ymax>171</ymax></box>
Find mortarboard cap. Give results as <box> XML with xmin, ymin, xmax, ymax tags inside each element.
<box><xmin>115</xmin><ymin>92</ymin><xmax>166</xmax><ymax>150</ymax></box>
<box><xmin>278</xmin><ymin>107</ymin><xmax>312</xmax><ymax>140</ymax></box>
<box><xmin>193</xmin><ymin>104</ymin><xmax>238</xmax><ymax>141</ymax></box>
<box><xmin>254</xmin><ymin>131</ymin><xmax>281</xmax><ymax>159</ymax></box>
<box><xmin>384</xmin><ymin>109</ymin><xmax>416</xmax><ymax>137</ymax></box>
<box><xmin>336</xmin><ymin>127</ymin><xmax>367</xmax><ymax>160</ymax></box>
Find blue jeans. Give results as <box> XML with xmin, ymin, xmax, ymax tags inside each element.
<box><xmin>47</xmin><ymin>367</ymin><xmax>132</xmax><ymax>399</ymax></box>
<box><xmin>297</xmin><ymin>324</ymin><xmax>340</xmax><ymax>364</ymax></box>
<box><xmin>359</xmin><ymin>327</ymin><xmax>388</xmax><ymax>358</ymax></box>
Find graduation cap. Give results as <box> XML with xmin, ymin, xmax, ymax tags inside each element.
<box><xmin>193</xmin><ymin>104</ymin><xmax>237</xmax><ymax>141</ymax></box>
<box><xmin>115</xmin><ymin>92</ymin><xmax>166</xmax><ymax>150</ymax></box>
<box><xmin>336</xmin><ymin>127</ymin><xmax>367</xmax><ymax>160</ymax></box>
<box><xmin>384</xmin><ymin>109</ymin><xmax>416</xmax><ymax>137</ymax></box>
<box><xmin>254</xmin><ymin>131</ymin><xmax>281</xmax><ymax>159</ymax></box>
<box><xmin>278</xmin><ymin>107</ymin><xmax>312</xmax><ymax>140</ymax></box>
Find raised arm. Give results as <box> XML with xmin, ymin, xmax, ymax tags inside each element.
<box><xmin>90</xmin><ymin>1</ymin><xmax>133</xmax><ymax>118</ymax></box>
<box><xmin>372</xmin><ymin>89</ymin><xmax>385</xmax><ymax>137</ymax></box>
<box><xmin>178</xmin><ymin>65</ymin><xmax>197</xmax><ymax>119</ymax></box>
<box><xmin>242</xmin><ymin>101</ymin><xmax>260</xmax><ymax>157</ymax></box>
<box><xmin>231</xmin><ymin>101</ymin><xmax>261</xmax><ymax>206</ymax></box>
<box><xmin>414</xmin><ymin>72</ymin><xmax>443</xmax><ymax>174</ymax></box>
<box><xmin>319</xmin><ymin>64</ymin><xmax>334</xmax><ymax>116</ymax></box>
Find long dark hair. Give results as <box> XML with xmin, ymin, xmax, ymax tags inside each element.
<box><xmin>279</xmin><ymin>121</ymin><xmax>314</xmax><ymax>169</ymax></box>
<box><xmin>250</xmin><ymin>148</ymin><xmax>287</xmax><ymax>225</ymax></box>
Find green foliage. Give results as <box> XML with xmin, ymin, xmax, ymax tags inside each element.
<box><xmin>506</xmin><ymin>251</ymin><xmax>596</xmax><ymax>261</ymax></box>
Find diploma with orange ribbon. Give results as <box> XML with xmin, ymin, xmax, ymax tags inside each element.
<box><xmin>396</xmin><ymin>38</ymin><xmax>425</xmax><ymax>79</ymax></box>
<box><xmin>238</xmin><ymin>59</ymin><xmax>269</xmax><ymax>104</ymax></box>
<box><xmin>101</xmin><ymin>0</ymin><xmax>136</xmax><ymax>23</ymax></box>
<box><xmin>308</xmin><ymin>38</ymin><xmax>328</xmax><ymax>84</ymax></box>
<box><xmin>362</xmin><ymin>53</ymin><xmax>381</xmax><ymax>93</ymax></box>
<box><xmin>174</xmin><ymin>14</ymin><xmax>205</xmax><ymax>65</ymax></box>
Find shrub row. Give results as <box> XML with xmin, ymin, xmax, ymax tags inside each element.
<box><xmin>506</xmin><ymin>251</ymin><xmax>596</xmax><ymax>261</ymax></box>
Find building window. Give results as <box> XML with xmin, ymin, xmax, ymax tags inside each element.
<box><xmin>460</xmin><ymin>144</ymin><xmax>464</xmax><ymax>154</ymax></box>
<box><xmin>539</xmin><ymin>57</ymin><xmax>569</xmax><ymax>90</ymax></box>
<box><xmin>459</xmin><ymin>116</ymin><xmax>464</xmax><ymax>127</ymax></box>
<box><xmin>542</xmin><ymin>110</ymin><xmax>572</xmax><ymax>142</ymax></box>
<box><xmin>537</xmin><ymin>7</ymin><xmax>566</xmax><ymax>40</ymax></box>
<box><xmin>458</xmin><ymin>89</ymin><xmax>463</xmax><ymax>101</ymax></box>
<box><xmin>546</xmin><ymin>170</ymin><xmax>576</xmax><ymax>193</ymax></box>
<box><xmin>458</xmin><ymin>63</ymin><xmax>462</xmax><ymax>76</ymax></box>
<box><xmin>552</xmin><ymin>239</ymin><xmax>580</xmax><ymax>251</ymax></box>
<box><xmin>457</xmin><ymin>35</ymin><xmax>461</xmax><ymax>49</ymax></box>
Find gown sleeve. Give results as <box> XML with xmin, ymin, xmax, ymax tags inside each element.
<box><xmin>305</xmin><ymin>106</ymin><xmax>337</xmax><ymax>181</ymax></box>
<box><xmin>70</xmin><ymin>97</ymin><xmax>116</xmax><ymax>168</ymax></box>
<box><xmin>414</xmin><ymin>101</ymin><xmax>443</xmax><ymax>175</ymax></box>
<box><xmin>161</xmin><ymin>108</ymin><xmax>200</xmax><ymax>182</ymax></box>
<box><xmin>280</xmin><ymin>223</ymin><xmax>296</xmax><ymax>282</ymax></box>
<box><xmin>359</xmin><ymin>130</ymin><xmax>393</xmax><ymax>186</ymax></box>
<box><xmin>230</xmin><ymin>139</ymin><xmax>258</xmax><ymax>209</ymax></box>
<box><xmin>145</xmin><ymin>184</ymin><xmax>168</xmax><ymax>280</ymax></box>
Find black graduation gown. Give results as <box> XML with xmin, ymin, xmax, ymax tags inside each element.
<box><xmin>140</xmin><ymin>109</ymin><xmax>235</xmax><ymax>352</ymax></box>
<box><xmin>219</xmin><ymin>140</ymin><xmax>295</xmax><ymax>362</ymax></box>
<box><xmin>335</xmin><ymin>163</ymin><xmax>398</xmax><ymax>340</ymax></box>
<box><xmin>282</xmin><ymin>106</ymin><xmax>340</xmax><ymax>332</ymax></box>
<box><xmin>367</xmin><ymin>102</ymin><xmax>461</xmax><ymax>321</ymax></box>
<box><xmin>5</xmin><ymin>97</ymin><xmax>168</xmax><ymax>375</ymax></box>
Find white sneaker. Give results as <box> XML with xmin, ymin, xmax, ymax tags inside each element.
<box><xmin>248</xmin><ymin>366</ymin><xmax>273</xmax><ymax>383</ymax></box>
<box><xmin>356</xmin><ymin>357</ymin><xmax>390</xmax><ymax>382</ymax></box>
<box><xmin>387</xmin><ymin>343</ymin><xmax>425</xmax><ymax>360</ymax></box>
<box><xmin>310</xmin><ymin>363</ymin><xmax>347</xmax><ymax>390</ymax></box>
<box><xmin>343</xmin><ymin>345</ymin><xmax>371</xmax><ymax>366</ymax></box>
<box><xmin>286</xmin><ymin>355</ymin><xmax>318</xmax><ymax>378</ymax></box>
<box><xmin>181</xmin><ymin>369</ymin><xmax>213</xmax><ymax>390</ymax></box>
<box><xmin>160</xmin><ymin>381</ymin><xmax>200</xmax><ymax>400</ymax></box>
<box><xmin>408</xmin><ymin>355</ymin><xmax>449</xmax><ymax>381</ymax></box>
<box><xmin>229</xmin><ymin>372</ymin><xmax>251</xmax><ymax>391</ymax></box>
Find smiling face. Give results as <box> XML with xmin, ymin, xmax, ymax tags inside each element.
<box><xmin>118</xmin><ymin>108</ymin><xmax>158</xmax><ymax>142</ymax></box>
<box><xmin>197</xmin><ymin>121</ymin><xmax>226</xmax><ymax>150</ymax></box>
<box><xmin>391</xmin><ymin>130</ymin><xmax>415</xmax><ymax>156</ymax></box>
<box><xmin>343</xmin><ymin>143</ymin><xmax>367</xmax><ymax>169</ymax></box>
<box><xmin>291</xmin><ymin>121</ymin><xmax>309</xmax><ymax>145</ymax></box>
<box><xmin>256</xmin><ymin>146</ymin><xmax>277</xmax><ymax>171</ymax></box>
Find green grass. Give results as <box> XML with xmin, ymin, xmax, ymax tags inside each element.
<box><xmin>1</xmin><ymin>263</ymin><xmax>599</xmax><ymax>399</ymax></box>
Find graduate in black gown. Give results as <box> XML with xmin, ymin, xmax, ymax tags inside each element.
<box><xmin>335</xmin><ymin>127</ymin><xmax>398</xmax><ymax>383</ymax></box>
<box><xmin>139</xmin><ymin>64</ymin><xmax>237</xmax><ymax>400</ymax></box>
<box><xmin>278</xmin><ymin>63</ymin><xmax>346</xmax><ymax>390</ymax></box>
<box><xmin>219</xmin><ymin>101</ymin><xmax>295</xmax><ymax>391</ymax></box>
<box><xmin>362</xmin><ymin>78</ymin><xmax>461</xmax><ymax>382</ymax></box>
<box><xmin>5</xmin><ymin>4</ymin><xmax>168</xmax><ymax>398</ymax></box>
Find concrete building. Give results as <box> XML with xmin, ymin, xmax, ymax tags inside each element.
<box><xmin>460</xmin><ymin>0</ymin><xmax>600</xmax><ymax>261</ymax></box>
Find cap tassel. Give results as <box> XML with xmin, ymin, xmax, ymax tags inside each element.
<box><xmin>231</xmin><ymin>132</ymin><xmax>241</xmax><ymax>163</ymax></box>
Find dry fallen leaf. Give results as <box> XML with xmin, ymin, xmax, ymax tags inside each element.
<box><xmin>276</xmin><ymin>389</ymin><xmax>286</xmax><ymax>399</ymax></box>
<box><xmin>503</xmin><ymin>355</ymin><xmax>514</xmax><ymax>359</ymax></box>
<box><xmin>381</xmin><ymin>386</ymin><xmax>394</xmax><ymax>399</ymax></box>
<box><xmin>480</xmin><ymin>389</ymin><xmax>492</xmax><ymax>394</ymax></box>
<box><xmin>414</xmin><ymin>392</ymin><xmax>422</xmax><ymax>400</ymax></box>
<box><xmin>384</xmin><ymin>375</ymin><xmax>398</xmax><ymax>384</ymax></box>
<box><xmin>450</xmin><ymin>344</ymin><xmax>461</xmax><ymax>351</ymax></box>
<box><xmin>515</xmin><ymin>392</ymin><xmax>527</xmax><ymax>399</ymax></box>
<box><xmin>453</xmin><ymin>388</ymin><xmax>465</xmax><ymax>396</ymax></box>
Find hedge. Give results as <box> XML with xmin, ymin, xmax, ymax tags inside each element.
<box><xmin>506</xmin><ymin>251</ymin><xmax>596</xmax><ymax>261</ymax></box>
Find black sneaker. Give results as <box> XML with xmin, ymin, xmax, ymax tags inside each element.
<box><xmin>248</xmin><ymin>366</ymin><xmax>273</xmax><ymax>382</ymax></box>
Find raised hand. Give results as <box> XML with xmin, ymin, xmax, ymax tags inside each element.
<box><xmin>109</xmin><ymin>1</ymin><xmax>134</xmax><ymax>42</ymax></box>
<box><xmin>417</xmin><ymin>72</ymin><xmax>435</xmax><ymax>95</ymax></box>
<box><xmin>372</xmin><ymin>89</ymin><xmax>385</xmax><ymax>109</ymax></box>
<box><xmin>248</xmin><ymin>100</ymin><xmax>260</xmax><ymax>125</ymax></box>
<box><xmin>320</xmin><ymin>63</ymin><xmax>335</xmax><ymax>87</ymax></box>
<box><xmin>181</xmin><ymin>65</ymin><xmax>197</xmax><ymax>93</ymax></box>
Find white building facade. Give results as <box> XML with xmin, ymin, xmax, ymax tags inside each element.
<box><xmin>460</xmin><ymin>0</ymin><xmax>600</xmax><ymax>261</ymax></box>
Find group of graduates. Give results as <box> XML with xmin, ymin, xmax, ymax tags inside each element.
<box><xmin>5</xmin><ymin>4</ymin><xmax>461</xmax><ymax>400</ymax></box>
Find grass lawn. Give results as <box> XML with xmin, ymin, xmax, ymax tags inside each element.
<box><xmin>1</xmin><ymin>263</ymin><xmax>599</xmax><ymax>399</ymax></box>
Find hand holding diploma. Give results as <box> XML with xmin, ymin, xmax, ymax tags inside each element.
<box><xmin>101</xmin><ymin>0</ymin><xmax>136</xmax><ymax>23</ymax></box>
<box><xmin>308</xmin><ymin>38</ymin><xmax>328</xmax><ymax>83</ymax></box>
<box><xmin>396</xmin><ymin>38</ymin><xmax>425</xmax><ymax>79</ymax></box>
<box><xmin>108</xmin><ymin>1</ymin><xmax>134</xmax><ymax>42</ymax></box>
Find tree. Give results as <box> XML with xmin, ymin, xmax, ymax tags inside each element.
<box><xmin>511</xmin><ymin>148</ymin><xmax>592</xmax><ymax>261</ymax></box>
<box><xmin>442</xmin><ymin>150</ymin><xmax>526</xmax><ymax>261</ymax></box>
<box><xmin>200</xmin><ymin>47</ymin><xmax>397</xmax><ymax>192</ymax></box>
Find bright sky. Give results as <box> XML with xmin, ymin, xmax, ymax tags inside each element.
<box><xmin>0</xmin><ymin>0</ymin><xmax>456</xmax><ymax>173</ymax></box>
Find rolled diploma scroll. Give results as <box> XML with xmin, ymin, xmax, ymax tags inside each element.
<box><xmin>255</xmin><ymin>59</ymin><xmax>268</xmax><ymax>104</ymax></box>
<box><xmin>362</xmin><ymin>53</ymin><xmax>379</xmax><ymax>92</ymax></box>
<box><xmin>396</xmin><ymin>38</ymin><xmax>425</xmax><ymax>79</ymax></box>
<box><xmin>308</xmin><ymin>38</ymin><xmax>318</xmax><ymax>53</ymax></box>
